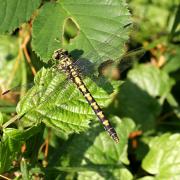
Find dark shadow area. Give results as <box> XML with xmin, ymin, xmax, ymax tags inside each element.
<box><xmin>46</xmin><ymin>124</ymin><xmax>105</xmax><ymax>178</ymax></box>
<box><xmin>128</xmin><ymin>138</ymin><xmax>150</xmax><ymax>177</ymax></box>
<box><xmin>108</xmin><ymin>79</ymin><xmax>161</xmax><ymax>133</ymax></box>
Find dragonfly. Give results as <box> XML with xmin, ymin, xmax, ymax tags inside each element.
<box><xmin>52</xmin><ymin>49</ymin><xmax>119</xmax><ymax>143</ymax></box>
<box><xmin>2</xmin><ymin>27</ymin><xmax>145</xmax><ymax>143</ymax></box>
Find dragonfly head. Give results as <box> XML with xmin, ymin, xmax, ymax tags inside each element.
<box><xmin>52</xmin><ymin>49</ymin><xmax>69</xmax><ymax>61</ymax></box>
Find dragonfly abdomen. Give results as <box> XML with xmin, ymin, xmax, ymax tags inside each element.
<box><xmin>68</xmin><ymin>65</ymin><xmax>119</xmax><ymax>143</ymax></box>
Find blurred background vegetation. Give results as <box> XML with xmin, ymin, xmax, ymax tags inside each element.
<box><xmin>0</xmin><ymin>0</ymin><xmax>180</xmax><ymax>179</ymax></box>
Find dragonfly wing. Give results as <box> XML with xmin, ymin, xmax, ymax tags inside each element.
<box><xmin>118</xmin><ymin>47</ymin><xmax>146</xmax><ymax>73</ymax></box>
<box><xmin>71</xmin><ymin>24</ymin><xmax>133</xmax><ymax>72</ymax></box>
<box><xmin>17</xmin><ymin>68</ymin><xmax>98</xmax><ymax>133</ymax></box>
<box><xmin>72</xmin><ymin>46</ymin><xmax>146</xmax><ymax>84</ymax></box>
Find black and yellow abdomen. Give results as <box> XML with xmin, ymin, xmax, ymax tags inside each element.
<box><xmin>53</xmin><ymin>49</ymin><xmax>119</xmax><ymax>143</ymax></box>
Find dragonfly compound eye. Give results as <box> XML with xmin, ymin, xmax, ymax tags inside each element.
<box><xmin>53</xmin><ymin>49</ymin><xmax>69</xmax><ymax>60</ymax></box>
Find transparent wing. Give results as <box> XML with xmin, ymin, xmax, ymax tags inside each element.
<box><xmin>16</xmin><ymin>67</ymin><xmax>113</xmax><ymax>134</ymax></box>
<box><xmin>69</xmin><ymin>23</ymin><xmax>146</xmax><ymax>77</ymax></box>
<box><xmin>73</xmin><ymin>46</ymin><xmax>146</xmax><ymax>81</ymax></box>
<box><xmin>70</xmin><ymin>23</ymin><xmax>132</xmax><ymax>72</ymax></box>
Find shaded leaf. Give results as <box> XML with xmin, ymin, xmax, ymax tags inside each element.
<box><xmin>0</xmin><ymin>139</ymin><xmax>14</xmax><ymax>173</ymax></box>
<box><xmin>0</xmin><ymin>0</ymin><xmax>41</xmax><ymax>33</ymax></box>
<box><xmin>2</xmin><ymin>126</ymin><xmax>41</xmax><ymax>152</ymax></box>
<box><xmin>0</xmin><ymin>125</ymin><xmax>41</xmax><ymax>173</ymax></box>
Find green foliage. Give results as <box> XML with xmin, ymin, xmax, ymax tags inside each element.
<box><xmin>32</xmin><ymin>0</ymin><xmax>131</xmax><ymax>65</ymax></box>
<box><xmin>142</xmin><ymin>133</ymin><xmax>180</xmax><ymax>179</ymax></box>
<box><xmin>0</xmin><ymin>0</ymin><xmax>41</xmax><ymax>33</ymax></box>
<box><xmin>0</xmin><ymin>0</ymin><xmax>180</xmax><ymax>179</ymax></box>
<box><xmin>114</xmin><ymin>64</ymin><xmax>174</xmax><ymax>131</ymax></box>
<box><xmin>49</xmin><ymin>117</ymin><xmax>134</xmax><ymax>179</ymax></box>
<box><xmin>17</xmin><ymin>67</ymin><xmax>115</xmax><ymax>135</ymax></box>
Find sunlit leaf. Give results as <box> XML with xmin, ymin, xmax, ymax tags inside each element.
<box><xmin>32</xmin><ymin>0</ymin><xmax>131</xmax><ymax>67</ymax></box>
<box><xmin>0</xmin><ymin>35</ymin><xmax>20</xmax><ymax>90</ymax></box>
<box><xmin>17</xmin><ymin>67</ymin><xmax>116</xmax><ymax>135</ymax></box>
<box><xmin>142</xmin><ymin>133</ymin><xmax>180</xmax><ymax>179</ymax></box>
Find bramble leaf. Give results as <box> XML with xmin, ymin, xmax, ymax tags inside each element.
<box><xmin>17</xmin><ymin>67</ymin><xmax>116</xmax><ymax>135</ymax></box>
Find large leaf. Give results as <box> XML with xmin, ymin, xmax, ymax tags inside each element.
<box><xmin>32</xmin><ymin>0</ymin><xmax>131</xmax><ymax>66</ymax></box>
<box><xmin>16</xmin><ymin>67</ymin><xmax>116</xmax><ymax>135</ymax></box>
<box><xmin>78</xmin><ymin>168</ymin><xmax>133</xmax><ymax>180</ymax></box>
<box><xmin>51</xmin><ymin>117</ymin><xmax>134</xmax><ymax>180</ymax></box>
<box><xmin>0</xmin><ymin>0</ymin><xmax>41</xmax><ymax>33</ymax></box>
<box><xmin>142</xmin><ymin>133</ymin><xmax>180</xmax><ymax>180</ymax></box>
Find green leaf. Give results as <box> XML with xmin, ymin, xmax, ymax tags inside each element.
<box><xmin>0</xmin><ymin>126</ymin><xmax>41</xmax><ymax>173</ymax></box>
<box><xmin>113</xmin><ymin>64</ymin><xmax>175</xmax><ymax>130</ymax></box>
<box><xmin>32</xmin><ymin>0</ymin><xmax>131</xmax><ymax>66</ymax></box>
<box><xmin>170</xmin><ymin>4</ymin><xmax>180</xmax><ymax>40</ymax></box>
<box><xmin>20</xmin><ymin>158</ymin><xmax>30</xmax><ymax>180</ymax></box>
<box><xmin>54</xmin><ymin>117</ymin><xmax>134</xmax><ymax>180</ymax></box>
<box><xmin>0</xmin><ymin>0</ymin><xmax>41</xmax><ymax>33</ymax></box>
<box><xmin>142</xmin><ymin>133</ymin><xmax>180</xmax><ymax>179</ymax></box>
<box><xmin>0</xmin><ymin>112</ymin><xmax>3</xmax><ymax>126</ymax></box>
<box><xmin>2</xmin><ymin>126</ymin><xmax>41</xmax><ymax>153</ymax></box>
<box><xmin>162</xmin><ymin>46</ymin><xmax>180</xmax><ymax>73</ymax></box>
<box><xmin>81</xmin><ymin>117</ymin><xmax>135</xmax><ymax>165</ymax></box>
<box><xmin>0</xmin><ymin>139</ymin><xmax>14</xmax><ymax>173</ymax></box>
<box><xmin>138</xmin><ymin>176</ymin><xmax>155</xmax><ymax>180</ymax></box>
<box><xmin>129</xmin><ymin>0</ymin><xmax>179</xmax><ymax>41</ymax></box>
<box><xmin>78</xmin><ymin>168</ymin><xmax>133</xmax><ymax>180</ymax></box>
<box><xmin>127</xmin><ymin>64</ymin><xmax>174</xmax><ymax>102</ymax></box>
<box><xmin>0</xmin><ymin>35</ymin><xmax>21</xmax><ymax>89</ymax></box>
<box><xmin>16</xmin><ymin>67</ymin><xmax>115</xmax><ymax>135</ymax></box>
